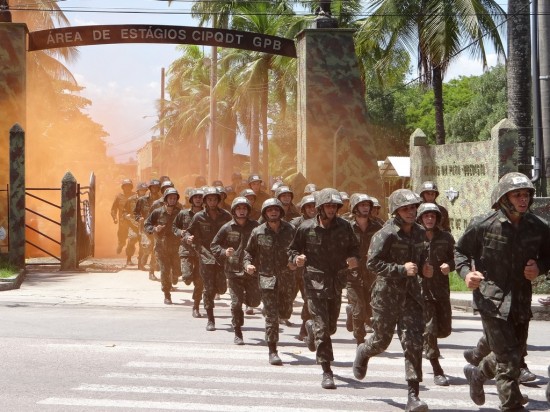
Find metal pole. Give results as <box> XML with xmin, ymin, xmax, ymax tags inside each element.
<box><xmin>540</xmin><ymin>0</ymin><xmax>550</xmax><ymax>194</ymax></box>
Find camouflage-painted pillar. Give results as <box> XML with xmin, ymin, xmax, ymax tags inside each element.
<box><xmin>8</xmin><ymin>124</ymin><xmax>25</xmax><ymax>268</ymax></box>
<box><xmin>0</xmin><ymin>23</ymin><xmax>27</xmax><ymax>191</ymax></box>
<box><xmin>296</xmin><ymin>29</ymin><xmax>382</xmax><ymax>197</ymax></box>
<box><xmin>60</xmin><ymin>172</ymin><xmax>78</xmax><ymax>271</ymax></box>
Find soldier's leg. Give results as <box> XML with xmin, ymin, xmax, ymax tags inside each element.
<box><xmin>156</xmin><ymin>250</ymin><xmax>172</xmax><ymax>304</ymax></box>
<box><xmin>244</xmin><ymin>275</ymin><xmax>261</xmax><ymax>309</ymax></box>
<box><xmin>200</xmin><ymin>264</ymin><xmax>217</xmax><ymax>331</ymax></box>
<box><xmin>169</xmin><ymin>252</ymin><xmax>181</xmax><ymax>289</ymax></box>
<box><xmin>398</xmin><ymin>295</ymin><xmax>424</xmax><ymax>383</ymax></box>
<box><xmin>363</xmin><ymin>275</ymin><xmax>375</xmax><ymax>330</ymax></box>
<box><xmin>278</xmin><ymin>272</ymin><xmax>296</xmax><ymax>322</ymax></box>
<box><xmin>307</xmin><ymin>297</ymin><xmax>334</xmax><ymax>363</ymax></box>
<box><xmin>117</xmin><ymin>221</ymin><xmax>129</xmax><ymax>253</ymax></box>
<box><xmin>346</xmin><ymin>281</ymin><xmax>366</xmax><ymax>344</ymax></box>
<box><xmin>516</xmin><ymin>320</ymin><xmax>536</xmax><ymax>383</ymax></box>
<box><xmin>228</xmin><ymin>277</ymin><xmax>245</xmax><ymax>345</ymax></box>
<box><xmin>424</xmin><ymin>299</ymin><xmax>449</xmax><ymax>386</ymax></box>
<box><xmin>215</xmin><ymin>265</ymin><xmax>228</xmax><ymax>295</ymax></box>
<box><xmin>125</xmin><ymin>234</ymin><xmax>137</xmax><ymax>265</ymax></box>
<box><xmin>181</xmin><ymin>256</ymin><xmax>193</xmax><ymax>285</ymax></box>
<box><xmin>190</xmin><ymin>257</ymin><xmax>204</xmax><ymax>316</ymax></box>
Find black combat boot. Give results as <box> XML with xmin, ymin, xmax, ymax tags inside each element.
<box><xmin>518</xmin><ymin>366</ymin><xmax>536</xmax><ymax>383</ymax></box>
<box><xmin>430</xmin><ymin>358</ymin><xmax>449</xmax><ymax>386</ymax></box>
<box><xmin>163</xmin><ymin>293</ymin><xmax>172</xmax><ymax>305</ymax></box>
<box><xmin>205</xmin><ymin>309</ymin><xmax>215</xmax><ymax>331</ymax></box>
<box><xmin>268</xmin><ymin>343</ymin><xmax>282</xmax><ymax>365</ymax></box>
<box><xmin>234</xmin><ymin>327</ymin><xmax>244</xmax><ymax>346</ymax></box>
<box><xmin>321</xmin><ymin>362</ymin><xmax>336</xmax><ymax>389</ymax></box>
<box><xmin>353</xmin><ymin>343</ymin><xmax>369</xmax><ymax>380</ymax></box>
<box><xmin>405</xmin><ymin>380</ymin><xmax>428</xmax><ymax>412</ymax></box>
<box><xmin>192</xmin><ymin>301</ymin><xmax>202</xmax><ymax>318</ymax></box>
<box><xmin>464</xmin><ymin>364</ymin><xmax>486</xmax><ymax>405</ymax></box>
<box><xmin>463</xmin><ymin>348</ymin><xmax>482</xmax><ymax>366</ymax></box>
<box><xmin>297</xmin><ymin>321</ymin><xmax>307</xmax><ymax>341</ymax></box>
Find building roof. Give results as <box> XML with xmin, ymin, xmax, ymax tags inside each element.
<box><xmin>379</xmin><ymin>156</ymin><xmax>410</xmax><ymax>178</ymax></box>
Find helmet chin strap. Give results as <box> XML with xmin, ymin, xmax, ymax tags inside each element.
<box><xmin>499</xmin><ymin>198</ymin><xmax>524</xmax><ymax>217</ymax></box>
<box><xmin>393</xmin><ymin>213</ymin><xmax>405</xmax><ymax>226</ymax></box>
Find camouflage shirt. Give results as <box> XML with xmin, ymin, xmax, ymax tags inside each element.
<box><xmin>144</xmin><ymin>205</ymin><xmax>182</xmax><ymax>252</ymax></box>
<box><xmin>367</xmin><ymin>217</ymin><xmax>427</xmax><ymax>303</ymax></box>
<box><xmin>172</xmin><ymin>207</ymin><xmax>200</xmax><ymax>257</ymax></box>
<box><xmin>110</xmin><ymin>192</ymin><xmax>131</xmax><ymax>221</ymax></box>
<box><xmin>349</xmin><ymin>217</ymin><xmax>383</xmax><ymax>279</ymax></box>
<box><xmin>212</xmin><ymin>218</ymin><xmax>259</xmax><ymax>278</ymax></box>
<box><xmin>184</xmin><ymin>208</ymin><xmax>232</xmax><ymax>265</ymax></box>
<box><xmin>422</xmin><ymin>228</ymin><xmax>455</xmax><ymax>301</ymax></box>
<box><xmin>455</xmin><ymin>209</ymin><xmax>550</xmax><ymax>321</ymax></box>
<box><xmin>134</xmin><ymin>192</ymin><xmax>161</xmax><ymax>221</ymax></box>
<box><xmin>244</xmin><ymin>220</ymin><xmax>296</xmax><ymax>280</ymax></box>
<box><xmin>288</xmin><ymin>216</ymin><xmax>359</xmax><ymax>299</ymax></box>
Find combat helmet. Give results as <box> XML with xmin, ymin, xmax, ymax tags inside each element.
<box><xmin>148</xmin><ymin>179</ymin><xmax>160</xmax><ymax>188</ymax></box>
<box><xmin>240</xmin><ymin>188</ymin><xmax>257</xmax><ymax>199</ymax></box>
<box><xmin>271</xmin><ymin>180</ymin><xmax>284</xmax><ymax>193</ymax></box>
<box><xmin>419</xmin><ymin>181</ymin><xmax>439</xmax><ymax>198</ymax></box>
<box><xmin>275</xmin><ymin>185</ymin><xmax>294</xmax><ymax>200</ymax></box>
<box><xmin>303</xmin><ymin>183</ymin><xmax>317</xmax><ymax>195</ymax></box>
<box><xmin>121</xmin><ymin>178</ymin><xmax>133</xmax><ymax>188</ymax></box>
<box><xmin>215</xmin><ymin>185</ymin><xmax>227</xmax><ymax>200</ymax></box>
<box><xmin>315</xmin><ymin>188</ymin><xmax>343</xmax><ymax>210</ymax></box>
<box><xmin>160</xmin><ymin>180</ymin><xmax>174</xmax><ymax>193</ymax></box>
<box><xmin>136</xmin><ymin>182</ymin><xmax>148</xmax><ymax>192</ymax></box>
<box><xmin>248</xmin><ymin>174</ymin><xmax>263</xmax><ymax>184</ymax></box>
<box><xmin>188</xmin><ymin>188</ymin><xmax>204</xmax><ymax>204</ymax></box>
<box><xmin>370</xmin><ymin>197</ymin><xmax>381</xmax><ymax>208</ymax></box>
<box><xmin>261</xmin><ymin>198</ymin><xmax>285</xmax><ymax>219</ymax></box>
<box><xmin>388</xmin><ymin>189</ymin><xmax>421</xmax><ymax>215</ymax></box>
<box><xmin>491</xmin><ymin>172</ymin><xmax>535</xmax><ymax>210</ymax></box>
<box><xmin>417</xmin><ymin>202</ymin><xmax>441</xmax><ymax>221</ymax></box>
<box><xmin>163</xmin><ymin>187</ymin><xmax>180</xmax><ymax>203</ymax></box>
<box><xmin>350</xmin><ymin>193</ymin><xmax>373</xmax><ymax>214</ymax></box>
<box><xmin>231</xmin><ymin>196</ymin><xmax>251</xmax><ymax>215</ymax></box>
<box><xmin>298</xmin><ymin>195</ymin><xmax>315</xmax><ymax>213</ymax></box>
<box><xmin>339</xmin><ymin>192</ymin><xmax>350</xmax><ymax>202</ymax></box>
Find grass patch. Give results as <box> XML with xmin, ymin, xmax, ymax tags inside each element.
<box><xmin>449</xmin><ymin>271</ymin><xmax>469</xmax><ymax>292</ymax></box>
<box><xmin>0</xmin><ymin>259</ymin><xmax>18</xmax><ymax>279</ymax></box>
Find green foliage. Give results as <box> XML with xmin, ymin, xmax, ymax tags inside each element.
<box><xmin>533</xmin><ymin>275</ymin><xmax>550</xmax><ymax>295</ymax></box>
<box><xmin>0</xmin><ymin>258</ymin><xmax>18</xmax><ymax>279</ymax></box>
<box><xmin>449</xmin><ymin>271</ymin><xmax>470</xmax><ymax>292</ymax></box>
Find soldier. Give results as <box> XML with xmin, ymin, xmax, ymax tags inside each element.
<box><xmin>135</xmin><ymin>179</ymin><xmax>162</xmax><ymax>277</ymax></box>
<box><xmin>224</xmin><ymin>186</ymin><xmax>236</xmax><ymax>205</ymax></box>
<box><xmin>344</xmin><ymin>194</ymin><xmax>383</xmax><ymax>345</ymax></box>
<box><xmin>122</xmin><ymin>182</ymin><xmax>148</xmax><ymax>266</ymax></box>
<box><xmin>270</xmin><ymin>179</ymin><xmax>284</xmax><ymax>197</ymax></box>
<box><xmin>211</xmin><ymin>197</ymin><xmax>260</xmax><ymax>345</ymax></box>
<box><xmin>184</xmin><ymin>186</ymin><xmax>232</xmax><ymax>331</ymax></box>
<box><xmin>247</xmin><ymin>174</ymin><xmax>270</xmax><ymax>208</ymax></box>
<box><xmin>339</xmin><ymin>191</ymin><xmax>350</xmax><ymax>215</ymax></box>
<box><xmin>370</xmin><ymin>196</ymin><xmax>386</xmax><ymax>226</ymax></box>
<box><xmin>353</xmin><ymin>188</ymin><xmax>430</xmax><ymax>412</ymax></box>
<box><xmin>455</xmin><ymin>172</ymin><xmax>550</xmax><ymax>411</ymax></box>
<box><xmin>303</xmin><ymin>183</ymin><xmax>317</xmax><ymax>196</ymax></box>
<box><xmin>216</xmin><ymin>186</ymin><xmax>231</xmax><ymax>212</ymax></box>
<box><xmin>195</xmin><ymin>175</ymin><xmax>207</xmax><ymax>188</ymax></box>
<box><xmin>289</xmin><ymin>194</ymin><xmax>316</xmax><ymax>340</ymax></box>
<box><xmin>418</xmin><ymin>181</ymin><xmax>450</xmax><ymax>232</ymax></box>
<box><xmin>275</xmin><ymin>186</ymin><xmax>300</xmax><ymax>222</ymax></box>
<box><xmin>231</xmin><ymin>172</ymin><xmax>245</xmax><ymax>195</ymax></box>
<box><xmin>144</xmin><ymin>188</ymin><xmax>183</xmax><ymax>305</ymax></box>
<box><xmin>244</xmin><ymin>198</ymin><xmax>297</xmax><ymax>365</ymax></box>
<box><xmin>289</xmin><ymin>188</ymin><xmax>359</xmax><ymax>389</ymax></box>
<box><xmin>111</xmin><ymin>178</ymin><xmax>134</xmax><ymax>254</ymax></box>
<box><xmin>417</xmin><ymin>203</ymin><xmax>455</xmax><ymax>386</ymax></box>
<box><xmin>241</xmin><ymin>188</ymin><xmax>261</xmax><ymax>221</ymax></box>
<box><xmin>172</xmin><ymin>188</ymin><xmax>205</xmax><ymax>318</ymax></box>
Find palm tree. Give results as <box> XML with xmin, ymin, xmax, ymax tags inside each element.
<box><xmin>357</xmin><ymin>0</ymin><xmax>506</xmax><ymax>144</ymax></box>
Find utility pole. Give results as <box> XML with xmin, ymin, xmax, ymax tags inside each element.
<box><xmin>208</xmin><ymin>40</ymin><xmax>219</xmax><ymax>184</ymax></box>
<box><xmin>540</xmin><ymin>0</ymin><xmax>550</xmax><ymax>194</ymax></box>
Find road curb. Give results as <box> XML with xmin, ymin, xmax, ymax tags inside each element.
<box><xmin>0</xmin><ymin>269</ymin><xmax>26</xmax><ymax>291</ymax></box>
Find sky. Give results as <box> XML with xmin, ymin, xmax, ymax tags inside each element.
<box><xmin>56</xmin><ymin>0</ymin><xmax>505</xmax><ymax>163</ymax></box>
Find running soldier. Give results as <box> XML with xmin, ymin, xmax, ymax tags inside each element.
<box><xmin>289</xmin><ymin>188</ymin><xmax>359</xmax><ymax>389</ymax></box>
<box><xmin>455</xmin><ymin>172</ymin><xmax>550</xmax><ymax>411</ymax></box>
<box><xmin>417</xmin><ymin>202</ymin><xmax>455</xmax><ymax>386</ymax></box>
<box><xmin>241</xmin><ymin>189</ymin><xmax>261</xmax><ymax>221</ymax></box>
<box><xmin>144</xmin><ymin>188</ymin><xmax>183</xmax><ymax>305</ymax></box>
<box><xmin>172</xmin><ymin>188</ymin><xmax>205</xmax><ymax>318</ymax></box>
<box><xmin>134</xmin><ymin>179</ymin><xmax>161</xmax><ymax>278</ymax></box>
<box><xmin>247</xmin><ymin>174</ymin><xmax>269</xmax><ymax>211</ymax></box>
<box><xmin>111</xmin><ymin>178</ymin><xmax>134</xmax><ymax>254</ymax></box>
<box><xmin>344</xmin><ymin>193</ymin><xmax>383</xmax><ymax>345</ymax></box>
<box><xmin>353</xmin><ymin>188</ymin><xmax>429</xmax><ymax>412</ymax></box>
<box><xmin>244</xmin><ymin>198</ymin><xmax>296</xmax><ymax>365</ymax></box>
<box><xmin>184</xmin><ymin>186</ymin><xmax>232</xmax><ymax>331</ymax></box>
<box><xmin>122</xmin><ymin>182</ymin><xmax>148</xmax><ymax>266</ymax></box>
<box><xmin>211</xmin><ymin>197</ymin><xmax>260</xmax><ymax>345</ymax></box>
<box><xmin>418</xmin><ymin>181</ymin><xmax>450</xmax><ymax>232</ymax></box>
<box><xmin>370</xmin><ymin>197</ymin><xmax>386</xmax><ymax>226</ymax></box>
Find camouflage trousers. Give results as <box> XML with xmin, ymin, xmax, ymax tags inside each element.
<box><xmin>293</xmin><ymin>268</ymin><xmax>310</xmax><ymax>322</ymax></box>
<box><xmin>362</xmin><ymin>282</ymin><xmax>424</xmax><ymax>382</ymax></box>
<box><xmin>117</xmin><ymin>220</ymin><xmax>130</xmax><ymax>249</ymax></box>
<box><xmin>155</xmin><ymin>249</ymin><xmax>181</xmax><ymax>295</ymax></box>
<box><xmin>261</xmin><ymin>272</ymin><xmax>295</xmax><ymax>344</ymax></box>
<box><xmin>181</xmin><ymin>256</ymin><xmax>203</xmax><ymax>303</ymax></box>
<box><xmin>423</xmin><ymin>297</ymin><xmax>452</xmax><ymax>360</ymax></box>
<box><xmin>228</xmin><ymin>275</ymin><xmax>261</xmax><ymax>329</ymax></box>
<box><xmin>199</xmin><ymin>263</ymin><xmax>227</xmax><ymax>311</ymax></box>
<box><xmin>307</xmin><ymin>294</ymin><xmax>342</xmax><ymax>363</ymax></box>
<box><xmin>470</xmin><ymin>329</ymin><xmax>529</xmax><ymax>369</ymax></box>
<box><xmin>478</xmin><ymin>313</ymin><xmax>527</xmax><ymax>411</ymax></box>
<box><xmin>346</xmin><ymin>274</ymin><xmax>375</xmax><ymax>343</ymax></box>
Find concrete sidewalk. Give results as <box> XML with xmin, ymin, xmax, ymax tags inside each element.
<box><xmin>1</xmin><ymin>260</ymin><xmax>550</xmax><ymax>320</ymax></box>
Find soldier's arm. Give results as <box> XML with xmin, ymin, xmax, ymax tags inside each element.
<box><xmin>287</xmin><ymin>226</ymin><xmax>305</xmax><ymax>266</ymax></box>
<box><xmin>454</xmin><ymin>219</ymin><xmax>478</xmax><ymax>280</ymax></box>
<box><xmin>172</xmin><ymin>211</ymin><xmax>185</xmax><ymax>238</ymax></box>
<box><xmin>366</xmin><ymin>230</ymin><xmax>405</xmax><ymax>279</ymax></box>
<box><xmin>243</xmin><ymin>230</ymin><xmax>258</xmax><ymax>271</ymax></box>
<box><xmin>110</xmin><ymin>195</ymin><xmax>119</xmax><ymax>221</ymax></box>
<box><xmin>211</xmin><ymin>225</ymin><xmax>228</xmax><ymax>261</ymax></box>
<box><xmin>143</xmin><ymin>210</ymin><xmax>156</xmax><ymax>235</ymax></box>
<box><xmin>535</xmin><ymin>221</ymin><xmax>550</xmax><ymax>275</ymax></box>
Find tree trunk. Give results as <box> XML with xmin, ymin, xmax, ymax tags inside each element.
<box><xmin>507</xmin><ymin>0</ymin><xmax>532</xmax><ymax>176</ymax></box>
<box><xmin>433</xmin><ymin>66</ymin><xmax>445</xmax><ymax>145</ymax></box>
<box><xmin>250</xmin><ymin>105</ymin><xmax>260</xmax><ymax>174</ymax></box>
<box><xmin>261</xmin><ymin>71</ymin><xmax>269</xmax><ymax>182</ymax></box>
<box><xmin>539</xmin><ymin>0</ymin><xmax>550</xmax><ymax>192</ymax></box>
<box><xmin>208</xmin><ymin>45</ymin><xmax>219</xmax><ymax>183</ymax></box>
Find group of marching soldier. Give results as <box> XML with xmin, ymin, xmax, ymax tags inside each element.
<box><xmin>111</xmin><ymin>172</ymin><xmax>550</xmax><ymax>412</ymax></box>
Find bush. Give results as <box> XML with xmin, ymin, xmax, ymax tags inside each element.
<box><xmin>449</xmin><ymin>271</ymin><xmax>469</xmax><ymax>292</ymax></box>
<box><xmin>0</xmin><ymin>258</ymin><xmax>18</xmax><ymax>279</ymax></box>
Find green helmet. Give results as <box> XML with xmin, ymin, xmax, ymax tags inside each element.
<box><xmin>304</xmin><ymin>183</ymin><xmax>317</xmax><ymax>195</ymax></box>
<box><xmin>388</xmin><ymin>189</ymin><xmax>421</xmax><ymax>215</ymax></box>
<box><xmin>298</xmin><ymin>194</ymin><xmax>315</xmax><ymax>213</ymax></box>
<box><xmin>417</xmin><ymin>202</ymin><xmax>441</xmax><ymax>221</ymax></box>
<box><xmin>240</xmin><ymin>188</ymin><xmax>256</xmax><ymax>199</ymax></box>
<box><xmin>370</xmin><ymin>197</ymin><xmax>381</xmax><ymax>208</ymax></box>
<box><xmin>491</xmin><ymin>172</ymin><xmax>535</xmax><ymax>209</ymax></box>
<box><xmin>271</xmin><ymin>180</ymin><xmax>284</xmax><ymax>192</ymax></box>
<box><xmin>160</xmin><ymin>180</ymin><xmax>174</xmax><ymax>193</ymax></box>
<box><xmin>275</xmin><ymin>185</ymin><xmax>293</xmax><ymax>200</ymax></box>
<box><xmin>202</xmin><ymin>186</ymin><xmax>221</xmax><ymax>201</ymax></box>
<box><xmin>315</xmin><ymin>188</ymin><xmax>343</xmax><ymax>209</ymax></box>
<box><xmin>350</xmin><ymin>193</ymin><xmax>373</xmax><ymax>214</ymax></box>
<box><xmin>231</xmin><ymin>196</ymin><xmax>251</xmax><ymax>215</ymax></box>
<box><xmin>148</xmin><ymin>179</ymin><xmax>160</xmax><ymax>188</ymax></box>
<box><xmin>261</xmin><ymin>198</ymin><xmax>285</xmax><ymax>219</ymax></box>
<box><xmin>163</xmin><ymin>187</ymin><xmax>180</xmax><ymax>203</ymax></box>
<box><xmin>121</xmin><ymin>178</ymin><xmax>133</xmax><ymax>188</ymax></box>
<box><xmin>188</xmin><ymin>188</ymin><xmax>204</xmax><ymax>204</ymax></box>
<box><xmin>136</xmin><ymin>182</ymin><xmax>148</xmax><ymax>192</ymax></box>
<box><xmin>339</xmin><ymin>191</ymin><xmax>350</xmax><ymax>202</ymax></box>
<box><xmin>248</xmin><ymin>174</ymin><xmax>262</xmax><ymax>184</ymax></box>
<box><xmin>419</xmin><ymin>181</ymin><xmax>439</xmax><ymax>198</ymax></box>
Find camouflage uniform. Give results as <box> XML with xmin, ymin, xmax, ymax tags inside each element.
<box><xmin>122</xmin><ymin>184</ymin><xmax>147</xmax><ymax>265</ymax></box>
<box><xmin>288</xmin><ymin>208</ymin><xmax>359</xmax><ymax>364</ymax></box>
<box><xmin>134</xmin><ymin>184</ymin><xmax>161</xmax><ymax>274</ymax></box>
<box><xmin>144</xmin><ymin>192</ymin><xmax>182</xmax><ymax>301</ymax></box>
<box><xmin>244</xmin><ymin>215</ymin><xmax>296</xmax><ymax>346</ymax></box>
<box><xmin>110</xmin><ymin>180</ymin><xmax>133</xmax><ymax>253</ymax></box>
<box><xmin>185</xmin><ymin>200</ymin><xmax>232</xmax><ymax>312</ymax></box>
<box><xmin>455</xmin><ymin>208</ymin><xmax>550</xmax><ymax>409</ymax></box>
<box><xmin>346</xmin><ymin>213</ymin><xmax>383</xmax><ymax>344</ymax></box>
<box><xmin>172</xmin><ymin>205</ymin><xmax>204</xmax><ymax>313</ymax></box>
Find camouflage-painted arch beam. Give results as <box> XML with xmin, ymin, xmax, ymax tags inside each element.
<box><xmin>28</xmin><ymin>25</ymin><xmax>297</xmax><ymax>58</ymax></box>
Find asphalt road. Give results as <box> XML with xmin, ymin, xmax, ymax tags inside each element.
<box><xmin>0</xmin><ymin>267</ymin><xmax>549</xmax><ymax>411</ymax></box>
